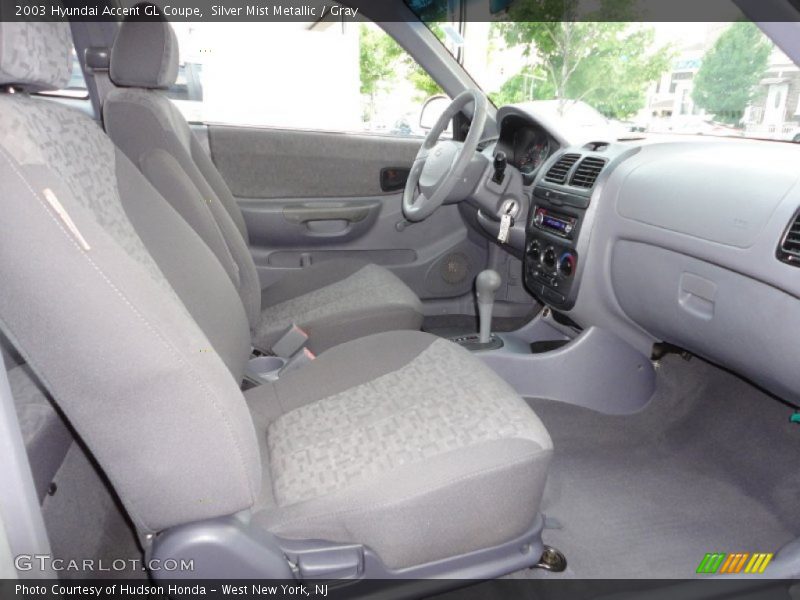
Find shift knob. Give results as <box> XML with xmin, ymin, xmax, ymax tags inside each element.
<box><xmin>476</xmin><ymin>269</ymin><xmax>502</xmax><ymax>303</ymax></box>
<box><xmin>476</xmin><ymin>269</ymin><xmax>501</xmax><ymax>343</ymax></box>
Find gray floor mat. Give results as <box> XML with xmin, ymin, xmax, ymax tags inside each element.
<box><xmin>519</xmin><ymin>354</ymin><xmax>800</xmax><ymax>579</ymax></box>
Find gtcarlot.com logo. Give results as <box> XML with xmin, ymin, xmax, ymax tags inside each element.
<box><xmin>696</xmin><ymin>552</ymin><xmax>773</xmax><ymax>574</ymax></box>
<box><xmin>14</xmin><ymin>554</ymin><xmax>194</xmax><ymax>573</ymax></box>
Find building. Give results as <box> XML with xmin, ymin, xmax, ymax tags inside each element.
<box><xmin>641</xmin><ymin>23</ymin><xmax>728</xmax><ymax>129</ymax></box>
<box><xmin>646</xmin><ymin>54</ymin><xmax>704</xmax><ymax>120</ymax></box>
<box><xmin>742</xmin><ymin>48</ymin><xmax>800</xmax><ymax>141</ymax></box>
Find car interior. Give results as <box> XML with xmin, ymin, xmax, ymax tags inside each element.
<box><xmin>2</xmin><ymin>1</ymin><xmax>800</xmax><ymax>596</ymax></box>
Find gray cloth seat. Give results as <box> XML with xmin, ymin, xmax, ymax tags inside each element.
<box><xmin>255</xmin><ymin>258</ymin><xmax>423</xmax><ymax>352</ymax></box>
<box><xmin>102</xmin><ymin>15</ymin><xmax>423</xmax><ymax>354</ymax></box>
<box><xmin>0</xmin><ymin>20</ymin><xmax>551</xmax><ymax>576</ymax></box>
<box><xmin>245</xmin><ymin>330</ymin><xmax>552</xmax><ymax>569</ymax></box>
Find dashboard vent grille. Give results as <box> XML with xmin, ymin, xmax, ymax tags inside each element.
<box><xmin>570</xmin><ymin>156</ymin><xmax>608</xmax><ymax>189</ymax></box>
<box><xmin>544</xmin><ymin>153</ymin><xmax>580</xmax><ymax>184</ymax></box>
<box><xmin>778</xmin><ymin>211</ymin><xmax>800</xmax><ymax>267</ymax></box>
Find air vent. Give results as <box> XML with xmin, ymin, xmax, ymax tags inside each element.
<box><xmin>777</xmin><ymin>211</ymin><xmax>800</xmax><ymax>266</ymax></box>
<box><xmin>570</xmin><ymin>156</ymin><xmax>607</xmax><ymax>189</ymax></box>
<box><xmin>544</xmin><ymin>153</ymin><xmax>580</xmax><ymax>184</ymax></box>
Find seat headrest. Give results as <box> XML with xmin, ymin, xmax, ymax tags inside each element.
<box><xmin>0</xmin><ymin>22</ymin><xmax>73</xmax><ymax>92</ymax></box>
<box><xmin>110</xmin><ymin>5</ymin><xmax>179</xmax><ymax>90</ymax></box>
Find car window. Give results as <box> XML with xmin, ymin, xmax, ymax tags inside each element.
<box><xmin>169</xmin><ymin>21</ymin><xmax>444</xmax><ymax>137</ymax></box>
<box><xmin>414</xmin><ymin>10</ymin><xmax>800</xmax><ymax>143</ymax></box>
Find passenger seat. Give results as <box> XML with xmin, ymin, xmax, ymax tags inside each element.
<box><xmin>1</xmin><ymin>19</ymin><xmax>551</xmax><ymax>582</ymax></box>
<box><xmin>103</xmin><ymin>12</ymin><xmax>423</xmax><ymax>354</ymax></box>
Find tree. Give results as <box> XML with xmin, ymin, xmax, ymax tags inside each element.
<box><xmin>692</xmin><ymin>22</ymin><xmax>771</xmax><ymax>125</ymax></box>
<box><xmin>407</xmin><ymin>62</ymin><xmax>443</xmax><ymax>100</ymax></box>
<box><xmin>359</xmin><ymin>23</ymin><xmax>443</xmax><ymax>114</ymax></box>
<box><xmin>359</xmin><ymin>24</ymin><xmax>403</xmax><ymax>120</ymax></box>
<box><xmin>563</xmin><ymin>26</ymin><xmax>671</xmax><ymax>118</ymax></box>
<box><xmin>404</xmin><ymin>23</ymin><xmax>445</xmax><ymax>100</ymax></box>
<box><xmin>405</xmin><ymin>0</ymin><xmax>448</xmax><ymax>22</ymax></box>
<box><xmin>493</xmin><ymin>0</ymin><xmax>672</xmax><ymax>118</ymax></box>
<box><xmin>492</xmin><ymin>65</ymin><xmax>553</xmax><ymax>106</ymax></box>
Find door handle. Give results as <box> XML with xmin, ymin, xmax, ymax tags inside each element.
<box><xmin>380</xmin><ymin>167</ymin><xmax>410</xmax><ymax>192</ymax></box>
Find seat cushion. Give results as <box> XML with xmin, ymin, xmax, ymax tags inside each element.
<box><xmin>247</xmin><ymin>331</ymin><xmax>552</xmax><ymax>569</ymax></box>
<box><xmin>255</xmin><ymin>260</ymin><xmax>424</xmax><ymax>354</ymax></box>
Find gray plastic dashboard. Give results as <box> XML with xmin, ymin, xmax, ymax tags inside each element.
<box><xmin>549</xmin><ymin>137</ymin><xmax>800</xmax><ymax>405</ymax></box>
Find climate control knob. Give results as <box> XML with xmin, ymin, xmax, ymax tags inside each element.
<box><xmin>558</xmin><ymin>252</ymin><xmax>576</xmax><ymax>277</ymax></box>
<box><xmin>527</xmin><ymin>240</ymin><xmax>542</xmax><ymax>260</ymax></box>
<box><xmin>542</xmin><ymin>247</ymin><xmax>557</xmax><ymax>270</ymax></box>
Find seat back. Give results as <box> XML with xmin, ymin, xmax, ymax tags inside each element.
<box><xmin>0</xmin><ymin>21</ymin><xmax>261</xmax><ymax>534</ymax></box>
<box><xmin>104</xmin><ymin>11</ymin><xmax>262</xmax><ymax>329</ymax></box>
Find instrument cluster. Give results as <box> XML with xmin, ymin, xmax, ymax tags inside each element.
<box><xmin>495</xmin><ymin>114</ymin><xmax>557</xmax><ymax>181</ymax></box>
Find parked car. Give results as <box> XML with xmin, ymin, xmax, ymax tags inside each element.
<box><xmin>647</xmin><ymin>114</ymin><xmax>743</xmax><ymax>137</ymax></box>
<box><xmin>518</xmin><ymin>99</ymin><xmax>643</xmax><ymax>143</ymax></box>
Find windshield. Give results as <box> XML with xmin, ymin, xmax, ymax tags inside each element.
<box><xmin>422</xmin><ymin>17</ymin><xmax>800</xmax><ymax>143</ymax></box>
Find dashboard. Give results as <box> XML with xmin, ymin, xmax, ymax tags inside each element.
<box><xmin>471</xmin><ymin>102</ymin><xmax>800</xmax><ymax>407</ymax></box>
<box><xmin>523</xmin><ymin>136</ymin><xmax>800</xmax><ymax>406</ymax></box>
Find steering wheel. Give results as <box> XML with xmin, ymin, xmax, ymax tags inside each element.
<box><xmin>402</xmin><ymin>89</ymin><xmax>488</xmax><ymax>222</ymax></box>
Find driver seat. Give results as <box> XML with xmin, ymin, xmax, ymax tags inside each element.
<box><xmin>102</xmin><ymin>12</ymin><xmax>423</xmax><ymax>354</ymax></box>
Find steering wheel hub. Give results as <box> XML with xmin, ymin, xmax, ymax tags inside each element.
<box><xmin>402</xmin><ymin>89</ymin><xmax>488</xmax><ymax>222</ymax></box>
<box><xmin>420</xmin><ymin>141</ymin><xmax>459</xmax><ymax>190</ymax></box>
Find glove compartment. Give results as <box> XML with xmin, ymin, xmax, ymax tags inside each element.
<box><xmin>611</xmin><ymin>240</ymin><xmax>800</xmax><ymax>406</ymax></box>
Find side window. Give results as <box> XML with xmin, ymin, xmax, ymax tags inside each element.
<box><xmin>168</xmin><ymin>21</ymin><xmax>443</xmax><ymax>136</ymax></box>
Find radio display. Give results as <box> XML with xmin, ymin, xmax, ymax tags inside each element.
<box><xmin>533</xmin><ymin>207</ymin><xmax>576</xmax><ymax>238</ymax></box>
<box><xmin>543</xmin><ymin>215</ymin><xmax>568</xmax><ymax>232</ymax></box>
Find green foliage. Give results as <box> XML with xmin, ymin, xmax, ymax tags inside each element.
<box><xmin>407</xmin><ymin>63</ymin><xmax>443</xmax><ymax>99</ymax></box>
<box><xmin>404</xmin><ymin>23</ymin><xmax>445</xmax><ymax>100</ymax></box>
<box><xmin>405</xmin><ymin>0</ymin><xmax>448</xmax><ymax>22</ymax></box>
<box><xmin>692</xmin><ymin>22</ymin><xmax>771</xmax><ymax>124</ymax></box>
<box><xmin>359</xmin><ymin>23</ymin><xmax>443</xmax><ymax>116</ymax></box>
<box><xmin>492</xmin><ymin>0</ymin><xmax>672</xmax><ymax>119</ymax></box>
<box><xmin>501</xmin><ymin>0</ymin><xmax>639</xmax><ymax>22</ymax></box>
<box><xmin>490</xmin><ymin>65</ymin><xmax>553</xmax><ymax>106</ymax></box>
<box><xmin>359</xmin><ymin>24</ymin><xmax>402</xmax><ymax>101</ymax></box>
<box><xmin>566</xmin><ymin>26</ymin><xmax>671</xmax><ymax>118</ymax></box>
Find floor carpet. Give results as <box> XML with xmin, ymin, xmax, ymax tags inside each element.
<box><xmin>517</xmin><ymin>353</ymin><xmax>800</xmax><ymax>580</ymax></box>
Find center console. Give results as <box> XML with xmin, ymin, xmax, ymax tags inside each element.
<box><xmin>523</xmin><ymin>151</ymin><xmax>608</xmax><ymax>310</ymax></box>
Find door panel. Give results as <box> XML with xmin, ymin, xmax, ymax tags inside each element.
<box><xmin>209</xmin><ymin>125</ymin><xmax>422</xmax><ymax>199</ymax></box>
<box><xmin>207</xmin><ymin>125</ymin><xmax>488</xmax><ymax>300</ymax></box>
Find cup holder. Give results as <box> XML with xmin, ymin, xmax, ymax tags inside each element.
<box><xmin>246</xmin><ymin>356</ymin><xmax>287</xmax><ymax>382</ymax></box>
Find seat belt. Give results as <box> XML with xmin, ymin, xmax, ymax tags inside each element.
<box><xmin>84</xmin><ymin>46</ymin><xmax>116</xmax><ymax>123</ymax></box>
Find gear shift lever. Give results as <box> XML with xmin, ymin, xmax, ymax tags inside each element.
<box><xmin>476</xmin><ymin>270</ymin><xmax>502</xmax><ymax>344</ymax></box>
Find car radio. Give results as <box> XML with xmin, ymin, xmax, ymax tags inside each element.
<box><xmin>524</xmin><ymin>202</ymin><xmax>583</xmax><ymax>310</ymax></box>
<box><xmin>531</xmin><ymin>206</ymin><xmax>578</xmax><ymax>239</ymax></box>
